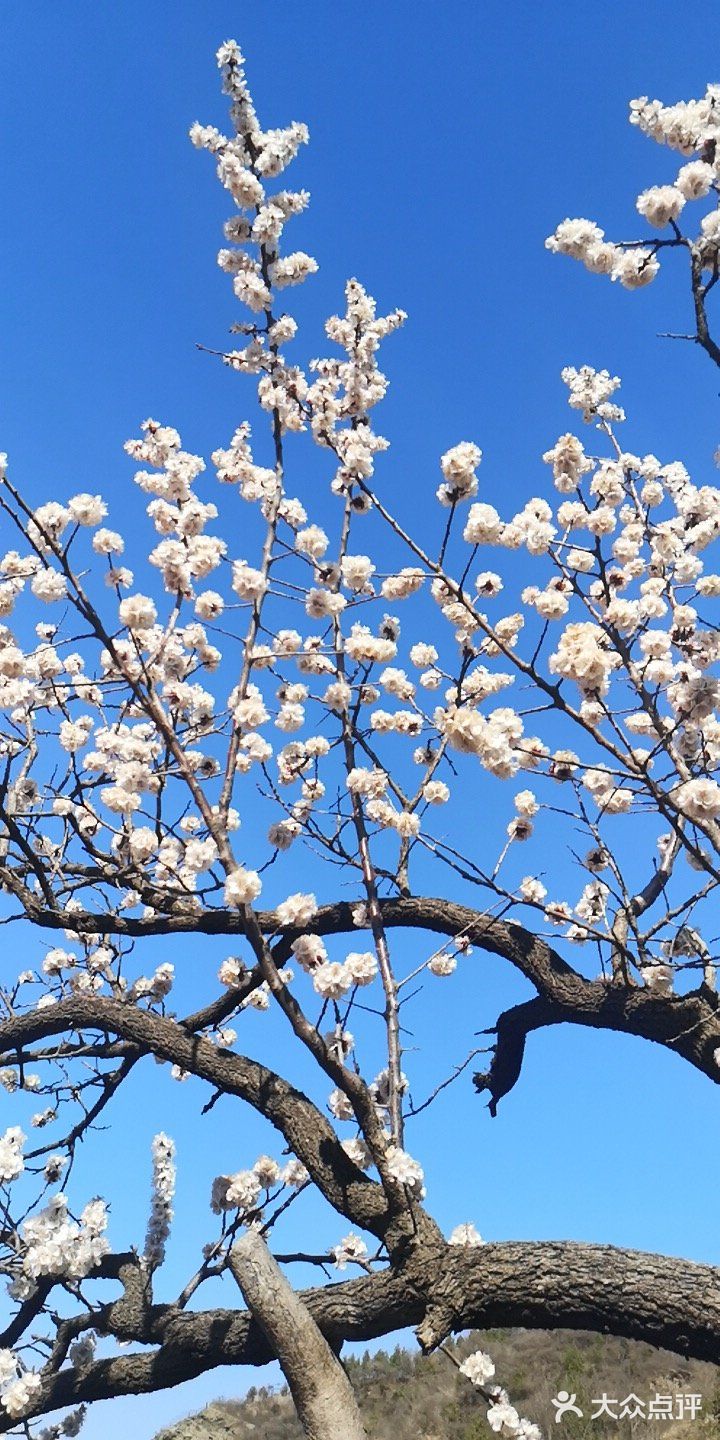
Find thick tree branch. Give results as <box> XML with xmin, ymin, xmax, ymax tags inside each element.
<box><xmin>0</xmin><ymin>995</ymin><xmax>389</xmax><ymax>1238</ymax></box>
<box><xmin>11</xmin><ymin>1239</ymin><xmax>720</xmax><ymax>1429</ymax></box>
<box><xmin>474</xmin><ymin>996</ymin><xmax>561</xmax><ymax>1115</ymax></box>
<box><xmin>14</xmin><ymin>895</ymin><xmax>720</xmax><ymax>1111</ymax></box>
<box><xmin>308</xmin><ymin>898</ymin><xmax>720</xmax><ymax>1100</ymax></box>
<box><xmin>690</xmin><ymin>246</ymin><xmax>720</xmax><ymax>369</ymax></box>
<box><xmin>229</xmin><ymin>1230</ymin><xmax>368</xmax><ymax>1440</ymax></box>
<box><xmin>474</xmin><ymin>979</ymin><xmax>720</xmax><ymax>1113</ymax></box>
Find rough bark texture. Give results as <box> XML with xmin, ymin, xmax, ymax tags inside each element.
<box><xmin>0</xmin><ymin>994</ymin><xmax>390</xmax><ymax>1238</ymax></box>
<box><xmin>229</xmin><ymin>1232</ymin><xmax>369</xmax><ymax>1440</ymax></box>
<box><xmin>3</xmin><ymin>893</ymin><xmax>719</xmax><ymax>1427</ymax></box>
<box><xmin>9</xmin><ymin>1240</ymin><xmax>720</xmax><ymax>1429</ymax></box>
<box><xmin>26</xmin><ymin>894</ymin><xmax>720</xmax><ymax>1110</ymax></box>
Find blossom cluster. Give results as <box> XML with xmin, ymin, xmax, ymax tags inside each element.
<box><xmin>144</xmin><ymin>1133</ymin><xmax>177</xmax><ymax>1269</ymax></box>
<box><xmin>459</xmin><ymin>1349</ymin><xmax>541</xmax><ymax>1440</ymax></box>
<box><xmin>0</xmin><ymin>42</ymin><xmax>719</xmax><ymax>1438</ymax></box>
<box><xmin>210</xmin><ymin>1151</ymin><xmax>309</xmax><ymax>1218</ymax></box>
<box><xmin>547</xmin><ymin>84</ymin><xmax>720</xmax><ymax>288</ymax></box>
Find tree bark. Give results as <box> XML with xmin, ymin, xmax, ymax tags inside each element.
<box><xmin>12</xmin><ymin>1239</ymin><xmax>720</xmax><ymax>1429</ymax></box>
<box><xmin>229</xmin><ymin>1230</ymin><xmax>369</xmax><ymax>1440</ymax></box>
<box><xmin>30</xmin><ymin>894</ymin><xmax>720</xmax><ymax>1100</ymax></box>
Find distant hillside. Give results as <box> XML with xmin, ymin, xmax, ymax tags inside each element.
<box><xmin>155</xmin><ymin>1329</ymin><xmax>720</xmax><ymax>1440</ymax></box>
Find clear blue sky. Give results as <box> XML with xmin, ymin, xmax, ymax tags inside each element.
<box><xmin>1</xmin><ymin>3</ymin><xmax>719</xmax><ymax>1438</ymax></box>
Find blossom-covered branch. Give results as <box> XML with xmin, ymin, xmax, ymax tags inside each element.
<box><xmin>0</xmin><ymin>39</ymin><xmax>719</xmax><ymax>1438</ymax></box>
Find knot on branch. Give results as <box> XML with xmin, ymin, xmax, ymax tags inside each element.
<box><xmin>415</xmin><ymin>1303</ymin><xmax>455</xmax><ymax>1354</ymax></box>
<box><xmin>105</xmin><ymin>1257</ymin><xmax>157</xmax><ymax>1342</ymax></box>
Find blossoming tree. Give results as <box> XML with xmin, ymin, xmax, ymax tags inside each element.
<box><xmin>0</xmin><ymin>42</ymin><xmax>720</xmax><ymax>1440</ymax></box>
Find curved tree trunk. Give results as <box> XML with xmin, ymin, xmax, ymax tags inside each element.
<box><xmin>229</xmin><ymin>1230</ymin><xmax>369</xmax><ymax>1440</ymax></box>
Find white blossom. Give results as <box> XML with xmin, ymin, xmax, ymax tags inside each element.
<box><xmin>449</xmin><ymin>1222</ymin><xmax>484</xmax><ymax>1246</ymax></box>
<box><xmin>225</xmin><ymin>867</ymin><xmax>262</xmax><ymax>906</ymax></box>
<box><xmin>384</xmin><ymin>1144</ymin><xmax>424</xmax><ymax>1194</ymax></box>
<box><xmin>460</xmin><ymin>1350</ymin><xmax>496</xmax><ymax>1385</ymax></box>
<box><xmin>144</xmin><ymin>1133</ymin><xmax>176</xmax><ymax>1268</ymax></box>
<box><xmin>331</xmin><ymin>1232</ymin><xmax>368</xmax><ymax>1269</ymax></box>
<box><xmin>0</xmin><ymin>1127</ymin><xmax>25</xmax><ymax>1184</ymax></box>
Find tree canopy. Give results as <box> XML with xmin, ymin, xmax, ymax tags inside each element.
<box><xmin>0</xmin><ymin>37</ymin><xmax>719</xmax><ymax>1440</ymax></box>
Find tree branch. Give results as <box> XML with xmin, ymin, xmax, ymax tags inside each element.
<box><xmin>11</xmin><ymin>1240</ymin><xmax>720</xmax><ymax>1428</ymax></box>
<box><xmin>229</xmin><ymin>1230</ymin><xmax>368</xmax><ymax>1440</ymax></box>
<box><xmin>474</xmin><ymin>978</ymin><xmax>720</xmax><ymax>1113</ymax></box>
<box><xmin>15</xmin><ymin>895</ymin><xmax>720</xmax><ymax>1111</ymax></box>
<box><xmin>0</xmin><ymin>995</ymin><xmax>389</xmax><ymax>1237</ymax></box>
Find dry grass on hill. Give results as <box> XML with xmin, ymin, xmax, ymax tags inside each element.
<box><xmin>155</xmin><ymin>1328</ymin><xmax>720</xmax><ymax>1440</ymax></box>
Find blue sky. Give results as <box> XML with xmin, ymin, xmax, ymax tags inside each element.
<box><xmin>1</xmin><ymin>2</ymin><xmax>719</xmax><ymax>1437</ymax></box>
